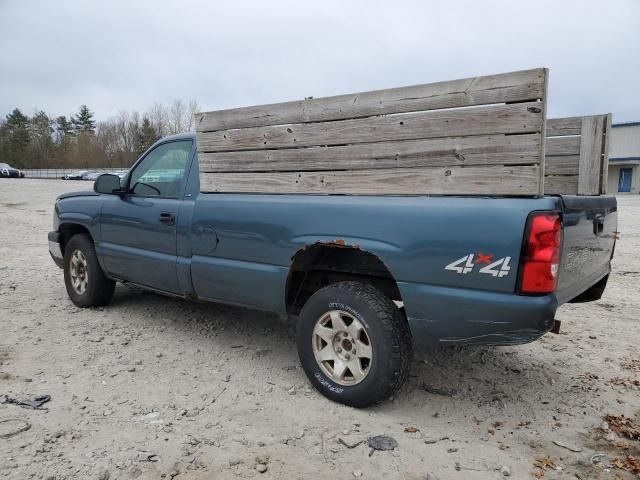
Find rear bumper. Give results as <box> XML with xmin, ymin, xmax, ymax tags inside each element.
<box><xmin>48</xmin><ymin>231</ymin><xmax>64</xmax><ymax>268</ymax></box>
<box><xmin>399</xmin><ymin>282</ymin><xmax>557</xmax><ymax>347</ymax></box>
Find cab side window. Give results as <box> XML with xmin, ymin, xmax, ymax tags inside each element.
<box><xmin>129</xmin><ymin>140</ymin><xmax>192</xmax><ymax>197</ymax></box>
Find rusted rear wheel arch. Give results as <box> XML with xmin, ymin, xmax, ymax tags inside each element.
<box><xmin>285</xmin><ymin>243</ymin><xmax>403</xmax><ymax>315</ymax></box>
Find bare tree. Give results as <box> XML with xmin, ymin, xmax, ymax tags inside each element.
<box><xmin>187</xmin><ymin>100</ymin><xmax>200</xmax><ymax>132</ymax></box>
<box><xmin>96</xmin><ymin>120</ymin><xmax>121</xmax><ymax>167</ymax></box>
<box><xmin>147</xmin><ymin>102</ymin><xmax>169</xmax><ymax>138</ymax></box>
<box><xmin>169</xmin><ymin>99</ymin><xmax>186</xmax><ymax>134</ymax></box>
<box><xmin>29</xmin><ymin>110</ymin><xmax>54</xmax><ymax>168</ymax></box>
<box><xmin>115</xmin><ymin>110</ymin><xmax>133</xmax><ymax>153</ymax></box>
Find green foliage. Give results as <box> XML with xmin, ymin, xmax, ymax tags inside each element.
<box><xmin>1</xmin><ymin>109</ymin><xmax>31</xmax><ymax>167</ymax></box>
<box><xmin>71</xmin><ymin>105</ymin><xmax>96</xmax><ymax>133</ymax></box>
<box><xmin>30</xmin><ymin>111</ymin><xmax>54</xmax><ymax>167</ymax></box>
<box><xmin>55</xmin><ymin>116</ymin><xmax>74</xmax><ymax>145</ymax></box>
<box><xmin>0</xmin><ymin>99</ymin><xmax>198</xmax><ymax>169</ymax></box>
<box><xmin>136</xmin><ymin>117</ymin><xmax>159</xmax><ymax>156</ymax></box>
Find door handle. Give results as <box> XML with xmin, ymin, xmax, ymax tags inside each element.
<box><xmin>159</xmin><ymin>212</ymin><xmax>176</xmax><ymax>225</ymax></box>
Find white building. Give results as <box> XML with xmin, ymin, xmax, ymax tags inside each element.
<box><xmin>608</xmin><ymin>122</ymin><xmax>640</xmax><ymax>194</ymax></box>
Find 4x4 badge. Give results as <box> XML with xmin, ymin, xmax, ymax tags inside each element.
<box><xmin>445</xmin><ymin>253</ymin><xmax>512</xmax><ymax>277</ymax></box>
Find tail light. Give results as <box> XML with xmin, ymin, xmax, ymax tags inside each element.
<box><xmin>518</xmin><ymin>212</ymin><xmax>562</xmax><ymax>294</ymax></box>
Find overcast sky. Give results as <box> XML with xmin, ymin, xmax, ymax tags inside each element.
<box><xmin>1</xmin><ymin>0</ymin><xmax>639</xmax><ymax>124</ymax></box>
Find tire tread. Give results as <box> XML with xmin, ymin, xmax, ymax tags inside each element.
<box><xmin>298</xmin><ymin>281</ymin><xmax>412</xmax><ymax>407</ymax></box>
<box><xmin>63</xmin><ymin>234</ymin><xmax>115</xmax><ymax>307</ymax></box>
<box><xmin>334</xmin><ymin>282</ymin><xmax>412</xmax><ymax>405</ymax></box>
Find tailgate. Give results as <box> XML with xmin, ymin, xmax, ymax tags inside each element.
<box><xmin>556</xmin><ymin>195</ymin><xmax>617</xmax><ymax>304</ymax></box>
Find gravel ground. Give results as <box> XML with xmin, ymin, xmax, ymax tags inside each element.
<box><xmin>1</xmin><ymin>179</ymin><xmax>639</xmax><ymax>480</ymax></box>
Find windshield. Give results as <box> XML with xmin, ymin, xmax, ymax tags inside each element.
<box><xmin>0</xmin><ymin>163</ymin><xmax>11</xmax><ymax>169</ymax></box>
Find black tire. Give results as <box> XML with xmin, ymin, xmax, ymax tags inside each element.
<box><xmin>63</xmin><ymin>233</ymin><xmax>115</xmax><ymax>308</ymax></box>
<box><xmin>297</xmin><ymin>281</ymin><xmax>412</xmax><ymax>407</ymax></box>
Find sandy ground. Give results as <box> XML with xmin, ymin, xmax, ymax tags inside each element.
<box><xmin>0</xmin><ymin>178</ymin><xmax>639</xmax><ymax>480</ymax></box>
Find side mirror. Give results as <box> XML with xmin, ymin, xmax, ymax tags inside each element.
<box><xmin>94</xmin><ymin>174</ymin><xmax>123</xmax><ymax>195</ymax></box>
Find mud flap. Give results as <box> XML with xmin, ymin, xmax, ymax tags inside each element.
<box><xmin>568</xmin><ymin>274</ymin><xmax>609</xmax><ymax>303</ymax></box>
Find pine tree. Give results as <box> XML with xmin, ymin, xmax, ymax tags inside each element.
<box><xmin>4</xmin><ymin>109</ymin><xmax>31</xmax><ymax>166</ymax></box>
<box><xmin>55</xmin><ymin>115</ymin><xmax>74</xmax><ymax>145</ymax></box>
<box><xmin>135</xmin><ymin>117</ymin><xmax>159</xmax><ymax>156</ymax></box>
<box><xmin>30</xmin><ymin>111</ymin><xmax>54</xmax><ymax>168</ymax></box>
<box><xmin>71</xmin><ymin>105</ymin><xmax>96</xmax><ymax>134</ymax></box>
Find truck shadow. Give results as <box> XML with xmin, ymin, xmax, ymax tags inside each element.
<box><xmin>107</xmin><ymin>285</ymin><xmax>585</xmax><ymax>415</ymax></box>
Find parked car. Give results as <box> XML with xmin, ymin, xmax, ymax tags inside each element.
<box><xmin>0</xmin><ymin>163</ymin><xmax>25</xmax><ymax>178</ymax></box>
<box><xmin>62</xmin><ymin>170</ymin><xmax>89</xmax><ymax>180</ymax></box>
<box><xmin>48</xmin><ymin>132</ymin><xmax>617</xmax><ymax>407</ymax></box>
<box><xmin>82</xmin><ymin>171</ymin><xmax>102</xmax><ymax>181</ymax></box>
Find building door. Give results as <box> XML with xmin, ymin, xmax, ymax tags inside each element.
<box><xmin>618</xmin><ymin>168</ymin><xmax>632</xmax><ymax>193</ymax></box>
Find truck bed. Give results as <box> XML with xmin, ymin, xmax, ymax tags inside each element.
<box><xmin>184</xmin><ymin>190</ymin><xmax>616</xmax><ymax>345</ymax></box>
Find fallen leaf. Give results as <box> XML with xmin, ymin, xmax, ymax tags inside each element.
<box><xmin>605</xmin><ymin>414</ymin><xmax>640</xmax><ymax>440</ymax></box>
<box><xmin>404</xmin><ymin>426</ymin><xmax>419</xmax><ymax>433</ymax></box>
<box><xmin>621</xmin><ymin>356</ymin><xmax>640</xmax><ymax>372</ymax></box>
<box><xmin>608</xmin><ymin>377</ymin><xmax>640</xmax><ymax>387</ymax></box>
<box><xmin>532</xmin><ymin>468</ymin><xmax>545</xmax><ymax>478</ymax></box>
<box><xmin>533</xmin><ymin>456</ymin><xmax>558</xmax><ymax>471</ymax></box>
<box><xmin>611</xmin><ymin>455</ymin><xmax>640</xmax><ymax>475</ymax></box>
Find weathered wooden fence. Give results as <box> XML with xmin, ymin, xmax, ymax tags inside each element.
<box><xmin>544</xmin><ymin>114</ymin><xmax>612</xmax><ymax>195</ymax></box>
<box><xmin>196</xmin><ymin>68</ymin><xmax>548</xmax><ymax>195</ymax></box>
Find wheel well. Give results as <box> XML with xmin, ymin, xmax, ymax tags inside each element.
<box><xmin>59</xmin><ymin>223</ymin><xmax>91</xmax><ymax>255</ymax></box>
<box><xmin>285</xmin><ymin>243</ymin><xmax>403</xmax><ymax>315</ymax></box>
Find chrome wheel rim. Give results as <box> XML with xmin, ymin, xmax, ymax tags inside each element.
<box><xmin>69</xmin><ymin>250</ymin><xmax>89</xmax><ymax>295</ymax></box>
<box><xmin>312</xmin><ymin>310</ymin><xmax>373</xmax><ymax>386</ymax></box>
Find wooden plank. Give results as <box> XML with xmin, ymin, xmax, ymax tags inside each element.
<box><xmin>546</xmin><ymin>117</ymin><xmax>583</xmax><ymax>137</ymax></box>
<box><xmin>195</xmin><ymin>69</ymin><xmax>546</xmax><ymax>132</ymax></box>
<box><xmin>197</xmin><ymin>102</ymin><xmax>543</xmax><ymax>153</ymax></box>
<box><xmin>536</xmin><ymin>69</ymin><xmax>549</xmax><ymax>196</ymax></box>
<box><xmin>199</xmin><ymin>134</ymin><xmax>541</xmax><ymax>173</ymax></box>
<box><xmin>578</xmin><ymin>115</ymin><xmax>605</xmax><ymax>195</ymax></box>
<box><xmin>544</xmin><ymin>175</ymin><xmax>579</xmax><ymax>194</ymax></box>
<box><xmin>600</xmin><ymin>113</ymin><xmax>612</xmax><ymax>194</ymax></box>
<box><xmin>545</xmin><ymin>136</ymin><xmax>581</xmax><ymax>156</ymax></box>
<box><xmin>200</xmin><ymin>165</ymin><xmax>540</xmax><ymax>195</ymax></box>
<box><xmin>544</xmin><ymin>156</ymin><xmax>580</xmax><ymax>175</ymax></box>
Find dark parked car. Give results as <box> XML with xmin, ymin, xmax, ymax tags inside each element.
<box><xmin>0</xmin><ymin>163</ymin><xmax>25</xmax><ymax>178</ymax></box>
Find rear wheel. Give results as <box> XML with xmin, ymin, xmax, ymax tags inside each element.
<box><xmin>297</xmin><ymin>281</ymin><xmax>412</xmax><ymax>407</ymax></box>
<box><xmin>63</xmin><ymin>234</ymin><xmax>115</xmax><ymax>307</ymax></box>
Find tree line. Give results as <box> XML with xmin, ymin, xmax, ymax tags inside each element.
<box><xmin>0</xmin><ymin>100</ymin><xmax>199</xmax><ymax>169</ymax></box>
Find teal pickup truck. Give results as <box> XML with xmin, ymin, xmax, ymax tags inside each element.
<box><xmin>48</xmin><ymin>132</ymin><xmax>617</xmax><ymax>407</ymax></box>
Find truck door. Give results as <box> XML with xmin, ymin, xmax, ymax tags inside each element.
<box><xmin>99</xmin><ymin>139</ymin><xmax>193</xmax><ymax>294</ymax></box>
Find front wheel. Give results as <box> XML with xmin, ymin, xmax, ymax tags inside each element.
<box><xmin>63</xmin><ymin>234</ymin><xmax>115</xmax><ymax>308</ymax></box>
<box><xmin>296</xmin><ymin>281</ymin><xmax>412</xmax><ymax>407</ymax></box>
